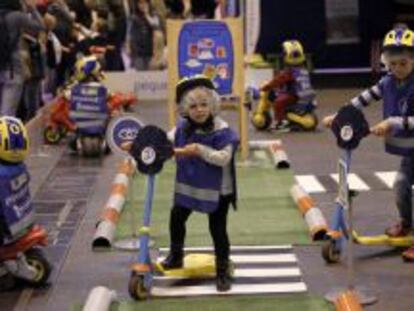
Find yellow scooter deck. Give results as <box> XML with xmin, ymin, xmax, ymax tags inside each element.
<box><xmin>352</xmin><ymin>231</ymin><xmax>414</xmax><ymax>247</ymax></box>
<box><xmin>155</xmin><ymin>253</ymin><xmax>216</xmax><ymax>278</ymax></box>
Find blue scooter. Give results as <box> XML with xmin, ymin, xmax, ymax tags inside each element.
<box><xmin>321</xmin><ymin>105</ymin><xmax>370</xmax><ymax>263</ymax></box>
<box><xmin>127</xmin><ymin>125</ymin><xmax>174</xmax><ymax>300</ymax></box>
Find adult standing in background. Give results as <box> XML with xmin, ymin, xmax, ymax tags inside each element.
<box><xmin>66</xmin><ymin>0</ymin><xmax>93</xmax><ymax>28</ymax></box>
<box><xmin>47</xmin><ymin>0</ymin><xmax>77</xmax><ymax>88</ymax></box>
<box><xmin>86</xmin><ymin>0</ymin><xmax>127</xmax><ymax>71</ymax></box>
<box><xmin>0</xmin><ymin>0</ymin><xmax>45</xmax><ymax>117</ymax></box>
<box><xmin>129</xmin><ymin>0</ymin><xmax>160</xmax><ymax>70</ymax></box>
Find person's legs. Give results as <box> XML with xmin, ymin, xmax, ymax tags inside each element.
<box><xmin>386</xmin><ymin>157</ymin><xmax>414</xmax><ymax>237</ymax></box>
<box><xmin>272</xmin><ymin>93</ymin><xmax>297</xmax><ymax>124</ymax></box>
<box><xmin>133</xmin><ymin>57</ymin><xmax>151</xmax><ymax>71</ymax></box>
<box><xmin>23</xmin><ymin>79</ymin><xmax>41</xmax><ymax>121</ymax></box>
<box><xmin>161</xmin><ymin>205</ymin><xmax>192</xmax><ymax>269</ymax></box>
<box><xmin>0</xmin><ymin>72</ymin><xmax>24</xmax><ymax>117</ymax></box>
<box><xmin>209</xmin><ymin>197</ymin><xmax>231</xmax><ymax>291</ymax></box>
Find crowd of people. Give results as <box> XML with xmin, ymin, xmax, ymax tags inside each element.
<box><xmin>0</xmin><ymin>0</ymin><xmax>221</xmax><ymax>122</ymax></box>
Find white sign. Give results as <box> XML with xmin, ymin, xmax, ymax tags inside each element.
<box><xmin>104</xmin><ymin>70</ymin><xmax>168</xmax><ymax>101</ymax></box>
<box><xmin>105</xmin><ymin>114</ymin><xmax>144</xmax><ymax>156</ymax></box>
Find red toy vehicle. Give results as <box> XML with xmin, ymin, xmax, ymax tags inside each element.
<box><xmin>0</xmin><ymin>225</ymin><xmax>52</xmax><ymax>287</ymax></box>
<box><xmin>43</xmin><ymin>92</ymin><xmax>137</xmax><ymax>145</ymax></box>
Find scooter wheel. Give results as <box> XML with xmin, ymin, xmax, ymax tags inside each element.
<box><xmin>128</xmin><ymin>272</ymin><xmax>149</xmax><ymax>300</ymax></box>
<box><xmin>43</xmin><ymin>126</ymin><xmax>62</xmax><ymax>145</ymax></box>
<box><xmin>252</xmin><ymin>111</ymin><xmax>272</xmax><ymax>131</ymax></box>
<box><xmin>25</xmin><ymin>248</ymin><xmax>52</xmax><ymax>285</ymax></box>
<box><xmin>80</xmin><ymin>136</ymin><xmax>103</xmax><ymax>157</ymax></box>
<box><xmin>321</xmin><ymin>240</ymin><xmax>341</xmax><ymax>264</ymax></box>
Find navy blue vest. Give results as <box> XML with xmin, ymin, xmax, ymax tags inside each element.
<box><xmin>291</xmin><ymin>67</ymin><xmax>315</xmax><ymax>103</ymax></box>
<box><xmin>0</xmin><ymin>162</ymin><xmax>34</xmax><ymax>240</ymax></box>
<box><xmin>382</xmin><ymin>74</ymin><xmax>414</xmax><ymax>156</ymax></box>
<box><xmin>70</xmin><ymin>82</ymin><xmax>109</xmax><ymax>135</ymax></box>
<box><xmin>174</xmin><ymin>119</ymin><xmax>239</xmax><ymax>213</ymax></box>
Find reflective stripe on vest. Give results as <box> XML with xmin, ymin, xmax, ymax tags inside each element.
<box><xmin>9</xmin><ymin>209</ymin><xmax>34</xmax><ymax>237</ymax></box>
<box><xmin>385</xmin><ymin>136</ymin><xmax>414</xmax><ymax>148</ymax></box>
<box><xmin>69</xmin><ymin>111</ymin><xmax>108</xmax><ymax>119</ymax></box>
<box><xmin>74</xmin><ymin>120</ymin><xmax>107</xmax><ymax>129</ymax></box>
<box><xmin>175</xmin><ymin>182</ymin><xmax>220</xmax><ymax>202</ymax></box>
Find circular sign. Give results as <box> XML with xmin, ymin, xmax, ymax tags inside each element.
<box><xmin>141</xmin><ymin>146</ymin><xmax>156</xmax><ymax>165</ymax></box>
<box><xmin>106</xmin><ymin>114</ymin><xmax>144</xmax><ymax>156</ymax></box>
<box><xmin>340</xmin><ymin>125</ymin><xmax>353</xmax><ymax>142</ymax></box>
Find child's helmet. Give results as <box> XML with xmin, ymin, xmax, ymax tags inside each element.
<box><xmin>175</xmin><ymin>75</ymin><xmax>220</xmax><ymax>116</ymax></box>
<box><xmin>282</xmin><ymin>40</ymin><xmax>306</xmax><ymax>66</ymax></box>
<box><xmin>0</xmin><ymin>116</ymin><xmax>29</xmax><ymax>163</ymax></box>
<box><xmin>383</xmin><ymin>28</ymin><xmax>414</xmax><ymax>52</ymax></box>
<box><xmin>74</xmin><ymin>55</ymin><xmax>104</xmax><ymax>82</ymax></box>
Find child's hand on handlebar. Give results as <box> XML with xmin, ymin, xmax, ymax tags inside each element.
<box><xmin>322</xmin><ymin>114</ymin><xmax>336</xmax><ymax>128</ymax></box>
<box><xmin>174</xmin><ymin>143</ymin><xmax>201</xmax><ymax>157</ymax></box>
<box><xmin>370</xmin><ymin>120</ymin><xmax>391</xmax><ymax>136</ymax></box>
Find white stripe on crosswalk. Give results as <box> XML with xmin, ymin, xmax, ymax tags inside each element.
<box><xmin>151</xmin><ymin>282</ymin><xmax>307</xmax><ymax>297</ymax></box>
<box><xmin>295</xmin><ymin>175</ymin><xmax>326</xmax><ymax>193</ymax></box>
<box><xmin>330</xmin><ymin>173</ymin><xmax>370</xmax><ymax>191</ymax></box>
<box><xmin>375</xmin><ymin>171</ymin><xmax>397</xmax><ymax>189</ymax></box>
<box><xmin>157</xmin><ymin>268</ymin><xmax>301</xmax><ymax>280</ymax></box>
<box><xmin>159</xmin><ymin>254</ymin><xmax>298</xmax><ymax>264</ymax></box>
<box><xmin>159</xmin><ymin>245</ymin><xmax>293</xmax><ymax>252</ymax></box>
<box><xmin>233</xmin><ymin>267</ymin><xmax>301</xmax><ymax>278</ymax></box>
<box><xmin>231</xmin><ymin>254</ymin><xmax>297</xmax><ymax>263</ymax></box>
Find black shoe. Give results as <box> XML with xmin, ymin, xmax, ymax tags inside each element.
<box><xmin>216</xmin><ymin>260</ymin><xmax>232</xmax><ymax>292</ymax></box>
<box><xmin>161</xmin><ymin>252</ymin><xmax>183</xmax><ymax>270</ymax></box>
<box><xmin>0</xmin><ymin>273</ymin><xmax>15</xmax><ymax>292</ymax></box>
<box><xmin>216</xmin><ymin>273</ymin><xmax>232</xmax><ymax>292</ymax></box>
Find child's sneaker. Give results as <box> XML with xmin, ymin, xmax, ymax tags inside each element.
<box><xmin>385</xmin><ymin>222</ymin><xmax>411</xmax><ymax>237</ymax></box>
<box><xmin>160</xmin><ymin>251</ymin><xmax>183</xmax><ymax>270</ymax></box>
<box><xmin>274</xmin><ymin>120</ymin><xmax>290</xmax><ymax>132</ymax></box>
<box><xmin>402</xmin><ymin>246</ymin><xmax>414</xmax><ymax>262</ymax></box>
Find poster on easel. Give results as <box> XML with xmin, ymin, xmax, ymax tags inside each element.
<box><xmin>167</xmin><ymin>18</ymin><xmax>247</xmax><ymax>160</ymax></box>
<box><xmin>178</xmin><ymin>21</ymin><xmax>234</xmax><ymax>96</ymax></box>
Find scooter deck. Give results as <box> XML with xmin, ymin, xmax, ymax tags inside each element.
<box><xmin>352</xmin><ymin>231</ymin><xmax>414</xmax><ymax>247</ymax></box>
<box><xmin>155</xmin><ymin>253</ymin><xmax>216</xmax><ymax>278</ymax></box>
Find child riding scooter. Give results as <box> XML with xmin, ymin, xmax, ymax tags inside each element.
<box><xmin>251</xmin><ymin>40</ymin><xmax>317</xmax><ymax>132</ymax></box>
<box><xmin>324</xmin><ymin>27</ymin><xmax>414</xmax><ymax>262</ymax></box>
<box><xmin>0</xmin><ymin>116</ymin><xmax>52</xmax><ymax>290</ymax></box>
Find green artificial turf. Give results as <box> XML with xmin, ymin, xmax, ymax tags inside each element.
<box><xmin>74</xmin><ymin>295</ymin><xmax>334</xmax><ymax>311</ymax></box>
<box><xmin>107</xmin><ymin>295</ymin><xmax>333</xmax><ymax>311</ymax></box>
<box><xmin>115</xmin><ymin>150</ymin><xmax>311</xmax><ymax>247</ymax></box>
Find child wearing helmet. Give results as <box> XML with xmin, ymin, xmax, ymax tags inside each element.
<box><xmin>61</xmin><ymin>55</ymin><xmax>110</xmax><ymax>153</ymax></box>
<box><xmin>323</xmin><ymin>28</ymin><xmax>414</xmax><ymax>261</ymax></box>
<box><xmin>0</xmin><ymin>117</ymin><xmax>33</xmax><ymax>246</ymax></box>
<box><xmin>261</xmin><ymin>40</ymin><xmax>316</xmax><ymax>130</ymax></box>
<box><xmin>161</xmin><ymin>75</ymin><xmax>239</xmax><ymax>291</ymax></box>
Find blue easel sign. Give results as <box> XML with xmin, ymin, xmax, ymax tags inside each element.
<box><xmin>106</xmin><ymin>114</ymin><xmax>144</xmax><ymax>156</ymax></box>
<box><xmin>178</xmin><ymin>21</ymin><xmax>234</xmax><ymax>95</ymax></box>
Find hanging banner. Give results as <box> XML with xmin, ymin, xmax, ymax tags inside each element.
<box><xmin>245</xmin><ymin>0</ymin><xmax>261</xmax><ymax>55</ymax></box>
<box><xmin>325</xmin><ymin>0</ymin><xmax>359</xmax><ymax>44</ymax></box>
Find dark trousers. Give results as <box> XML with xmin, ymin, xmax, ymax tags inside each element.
<box><xmin>169</xmin><ymin>196</ymin><xmax>231</xmax><ymax>263</ymax></box>
<box><xmin>394</xmin><ymin>156</ymin><xmax>414</xmax><ymax>228</ymax></box>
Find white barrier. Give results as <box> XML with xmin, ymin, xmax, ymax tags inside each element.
<box><xmin>83</xmin><ymin>286</ymin><xmax>117</xmax><ymax>311</ymax></box>
<box><xmin>92</xmin><ymin>158</ymin><xmax>136</xmax><ymax>249</ymax></box>
<box><xmin>249</xmin><ymin>140</ymin><xmax>290</xmax><ymax>169</ymax></box>
<box><xmin>290</xmin><ymin>184</ymin><xmax>328</xmax><ymax>241</ymax></box>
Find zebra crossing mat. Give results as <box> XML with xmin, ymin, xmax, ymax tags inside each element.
<box><xmin>295</xmin><ymin>170</ymin><xmax>406</xmax><ymax>194</ymax></box>
<box><xmin>152</xmin><ymin>245</ymin><xmax>307</xmax><ymax>297</ymax></box>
